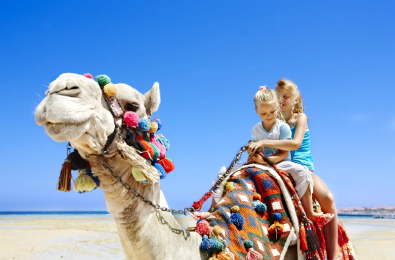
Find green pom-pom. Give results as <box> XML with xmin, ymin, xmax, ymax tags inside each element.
<box><xmin>96</xmin><ymin>74</ymin><xmax>111</xmax><ymax>88</ymax></box>
<box><xmin>244</xmin><ymin>240</ymin><xmax>254</xmax><ymax>249</ymax></box>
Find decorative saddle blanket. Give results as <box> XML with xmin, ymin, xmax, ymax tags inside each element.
<box><xmin>208</xmin><ymin>165</ymin><xmax>298</xmax><ymax>260</ymax></box>
<box><xmin>200</xmin><ymin>164</ymin><xmax>356</xmax><ymax>260</ymax></box>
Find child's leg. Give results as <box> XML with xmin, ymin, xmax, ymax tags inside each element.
<box><xmin>311</xmin><ymin>174</ymin><xmax>338</xmax><ymax>260</ymax></box>
<box><xmin>300</xmin><ymin>187</ymin><xmax>318</xmax><ymax>222</ymax></box>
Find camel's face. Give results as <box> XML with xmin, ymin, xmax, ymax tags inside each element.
<box><xmin>35</xmin><ymin>73</ymin><xmax>104</xmax><ymax>142</ymax></box>
<box><xmin>35</xmin><ymin>73</ymin><xmax>161</xmax><ymax>148</ymax></box>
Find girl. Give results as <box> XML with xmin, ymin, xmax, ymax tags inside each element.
<box><xmin>248</xmin><ymin>79</ymin><xmax>337</xmax><ymax>260</ymax></box>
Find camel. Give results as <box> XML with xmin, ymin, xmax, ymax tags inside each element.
<box><xmin>34</xmin><ymin>73</ymin><xmax>327</xmax><ymax>260</ymax></box>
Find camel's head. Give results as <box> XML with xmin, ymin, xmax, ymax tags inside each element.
<box><xmin>35</xmin><ymin>73</ymin><xmax>160</xmax><ymax>154</ymax></box>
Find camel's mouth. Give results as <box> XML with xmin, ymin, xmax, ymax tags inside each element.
<box><xmin>44</xmin><ymin>120</ymin><xmax>91</xmax><ymax>142</ymax></box>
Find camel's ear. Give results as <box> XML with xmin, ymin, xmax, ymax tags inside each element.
<box><xmin>144</xmin><ymin>82</ymin><xmax>161</xmax><ymax>117</ymax></box>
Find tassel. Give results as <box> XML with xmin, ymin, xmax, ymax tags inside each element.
<box><xmin>216</xmin><ymin>251</ymin><xmax>231</xmax><ymax>260</ymax></box>
<box><xmin>132</xmin><ymin>167</ymin><xmax>147</xmax><ymax>182</ymax></box>
<box><xmin>196</xmin><ymin>220</ymin><xmax>212</xmax><ymax>236</ymax></box>
<box><xmin>244</xmin><ymin>240</ymin><xmax>263</xmax><ymax>260</ymax></box>
<box><xmin>305</xmin><ymin>221</ymin><xmax>321</xmax><ymax>251</ymax></box>
<box><xmin>230</xmin><ymin>206</ymin><xmax>244</xmax><ymax>230</ymax></box>
<box><xmin>191</xmin><ymin>191</ymin><xmax>212</xmax><ymax>211</ymax></box>
<box><xmin>124</xmin><ymin>131</ymin><xmax>146</xmax><ymax>152</ymax></box>
<box><xmin>338</xmin><ymin>222</ymin><xmax>350</xmax><ymax>246</ymax></box>
<box><xmin>299</xmin><ymin>223</ymin><xmax>308</xmax><ymax>252</ymax></box>
<box><xmin>158</xmin><ymin>158</ymin><xmax>175</xmax><ymax>173</ymax></box>
<box><xmin>73</xmin><ymin>169</ymin><xmax>97</xmax><ymax>193</ymax></box>
<box><xmin>314</xmin><ymin>222</ymin><xmax>326</xmax><ymax>260</ymax></box>
<box><xmin>67</xmin><ymin>150</ymin><xmax>89</xmax><ymax>170</ymax></box>
<box><xmin>57</xmin><ymin>159</ymin><xmax>72</xmax><ymax>192</ymax></box>
<box><xmin>149</xmin><ymin>143</ymin><xmax>160</xmax><ymax>160</ymax></box>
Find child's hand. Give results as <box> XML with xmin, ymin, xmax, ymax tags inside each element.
<box><xmin>248</xmin><ymin>154</ymin><xmax>267</xmax><ymax>165</ymax></box>
<box><xmin>247</xmin><ymin>140</ymin><xmax>265</xmax><ymax>154</ymax></box>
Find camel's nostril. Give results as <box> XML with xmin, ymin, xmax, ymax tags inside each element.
<box><xmin>56</xmin><ymin>87</ymin><xmax>81</xmax><ymax>97</ymax></box>
<box><xmin>69</xmin><ymin>86</ymin><xmax>79</xmax><ymax>90</ymax></box>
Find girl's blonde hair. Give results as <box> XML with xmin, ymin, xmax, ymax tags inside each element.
<box><xmin>275</xmin><ymin>78</ymin><xmax>304</xmax><ymax>114</ymax></box>
<box><xmin>254</xmin><ymin>86</ymin><xmax>285</xmax><ymax>121</ymax></box>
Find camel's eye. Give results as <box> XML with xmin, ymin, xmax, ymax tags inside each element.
<box><xmin>124</xmin><ymin>103</ymin><xmax>139</xmax><ymax>112</ymax></box>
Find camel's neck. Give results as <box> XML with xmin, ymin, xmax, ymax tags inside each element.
<box><xmin>88</xmin><ymin>151</ymin><xmax>204</xmax><ymax>260</ymax></box>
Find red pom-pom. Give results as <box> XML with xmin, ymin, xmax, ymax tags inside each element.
<box><xmin>139</xmin><ymin>140</ymin><xmax>154</xmax><ymax>159</ymax></box>
<box><xmin>158</xmin><ymin>158</ymin><xmax>175</xmax><ymax>173</ymax></box>
<box><xmin>196</xmin><ymin>220</ymin><xmax>212</xmax><ymax>236</ymax></box>
<box><xmin>124</xmin><ymin>111</ymin><xmax>140</xmax><ymax>127</ymax></box>
<box><xmin>83</xmin><ymin>73</ymin><xmax>93</xmax><ymax>79</ymax></box>
<box><xmin>253</xmin><ymin>194</ymin><xmax>261</xmax><ymax>201</ymax></box>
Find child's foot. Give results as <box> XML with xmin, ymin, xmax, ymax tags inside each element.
<box><xmin>190</xmin><ymin>212</ymin><xmax>215</xmax><ymax>220</ymax></box>
<box><xmin>316</xmin><ymin>212</ymin><xmax>334</xmax><ymax>226</ymax></box>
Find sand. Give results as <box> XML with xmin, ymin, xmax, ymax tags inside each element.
<box><xmin>0</xmin><ymin>215</ymin><xmax>394</xmax><ymax>260</ymax></box>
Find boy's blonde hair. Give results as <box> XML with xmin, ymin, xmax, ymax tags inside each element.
<box><xmin>275</xmin><ymin>78</ymin><xmax>304</xmax><ymax>114</ymax></box>
<box><xmin>254</xmin><ymin>86</ymin><xmax>285</xmax><ymax>121</ymax></box>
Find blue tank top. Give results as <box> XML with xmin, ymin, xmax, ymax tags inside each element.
<box><xmin>291</xmin><ymin>126</ymin><xmax>315</xmax><ymax>171</ymax></box>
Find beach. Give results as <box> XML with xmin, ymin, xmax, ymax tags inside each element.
<box><xmin>0</xmin><ymin>214</ymin><xmax>394</xmax><ymax>260</ymax></box>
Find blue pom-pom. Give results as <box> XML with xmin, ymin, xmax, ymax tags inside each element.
<box><xmin>153</xmin><ymin>119</ymin><xmax>162</xmax><ymax>131</ymax></box>
<box><xmin>231</xmin><ymin>212</ymin><xmax>244</xmax><ymax>230</ymax></box>
<box><xmin>253</xmin><ymin>200</ymin><xmax>267</xmax><ymax>213</ymax></box>
<box><xmin>200</xmin><ymin>235</ymin><xmax>214</xmax><ymax>252</ymax></box>
<box><xmin>153</xmin><ymin>162</ymin><xmax>167</xmax><ymax>179</ymax></box>
<box><xmin>155</xmin><ymin>135</ymin><xmax>170</xmax><ymax>151</ymax></box>
<box><xmin>273</xmin><ymin>212</ymin><xmax>282</xmax><ymax>220</ymax></box>
<box><xmin>138</xmin><ymin>118</ymin><xmax>150</xmax><ymax>131</ymax></box>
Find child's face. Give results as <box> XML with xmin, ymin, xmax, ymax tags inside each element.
<box><xmin>277</xmin><ymin>87</ymin><xmax>297</xmax><ymax>112</ymax></box>
<box><xmin>255</xmin><ymin>101</ymin><xmax>278</xmax><ymax>124</ymax></box>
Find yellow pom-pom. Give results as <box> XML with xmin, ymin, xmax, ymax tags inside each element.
<box><xmin>231</xmin><ymin>206</ymin><xmax>240</xmax><ymax>213</ymax></box>
<box><xmin>149</xmin><ymin>121</ymin><xmax>159</xmax><ymax>133</ymax></box>
<box><xmin>132</xmin><ymin>167</ymin><xmax>146</xmax><ymax>182</ymax></box>
<box><xmin>223</xmin><ymin>182</ymin><xmax>235</xmax><ymax>192</ymax></box>
<box><xmin>253</xmin><ymin>193</ymin><xmax>261</xmax><ymax>201</ymax></box>
<box><xmin>73</xmin><ymin>174</ymin><xmax>97</xmax><ymax>193</ymax></box>
<box><xmin>212</xmin><ymin>225</ymin><xmax>223</xmax><ymax>236</ymax></box>
<box><xmin>103</xmin><ymin>83</ymin><xmax>117</xmax><ymax>97</ymax></box>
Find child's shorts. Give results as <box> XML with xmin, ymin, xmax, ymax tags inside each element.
<box><xmin>277</xmin><ymin>161</ymin><xmax>314</xmax><ymax>198</ymax></box>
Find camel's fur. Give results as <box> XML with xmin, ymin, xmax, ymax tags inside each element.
<box><xmin>35</xmin><ymin>73</ymin><xmax>297</xmax><ymax>260</ymax></box>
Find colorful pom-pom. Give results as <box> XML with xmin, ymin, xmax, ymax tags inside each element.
<box><xmin>153</xmin><ymin>162</ymin><xmax>167</xmax><ymax>179</ymax></box>
<box><xmin>244</xmin><ymin>240</ymin><xmax>254</xmax><ymax>249</ymax></box>
<box><xmin>158</xmin><ymin>158</ymin><xmax>175</xmax><ymax>173</ymax></box>
<box><xmin>231</xmin><ymin>206</ymin><xmax>240</xmax><ymax>213</ymax></box>
<box><xmin>149</xmin><ymin>143</ymin><xmax>160</xmax><ymax>160</ymax></box>
<box><xmin>196</xmin><ymin>220</ymin><xmax>212</xmax><ymax>237</ymax></box>
<box><xmin>224</xmin><ymin>182</ymin><xmax>235</xmax><ymax>192</ymax></box>
<box><xmin>230</xmin><ymin>211</ymin><xmax>244</xmax><ymax>230</ymax></box>
<box><xmin>73</xmin><ymin>170</ymin><xmax>97</xmax><ymax>193</ymax></box>
<box><xmin>200</xmin><ymin>235</ymin><xmax>214</xmax><ymax>252</ymax></box>
<box><xmin>150</xmin><ymin>135</ymin><xmax>166</xmax><ymax>158</ymax></box>
<box><xmin>253</xmin><ymin>194</ymin><xmax>261</xmax><ymax>201</ymax></box>
<box><xmin>132</xmin><ymin>167</ymin><xmax>146</xmax><ymax>182</ymax></box>
<box><xmin>253</xmin><ymin>200</ymin><xmax>267</xmax><ymax>213</ymax></box>
<box><xmin>273</xmin><ymin>213</ymin><xmax>282</xmax><ymax>220</ymax></box>
<box><xmin>153</xmin><ymin>118</ymin><xmax>162</xmax><ymax>130</ymax></box>
<box><xmin>96</xmin><ymin>74</ymin><xmax>111</xmax><ymax>88</ymax></box>
<box><xmin>139</xmin><ymin>139</ymin><xmax>154</xmax><ymax>159</ymax></box>
<box><xmin>103</xmin><ymin>83</ymin><xmax>117</xmax><ymax>97</ymax></box>
<box><xmin>212</xmin><ymin>225</ymin><xmax>223</xmax><ymax>236</ymax></box>
<box><xmin>155</xmin><ymin>134</ymin><xmax>170</xmax><ymax>151</ymax></box>
<box><xmin>138</xmin><ymin>118</ymin><xmax>150</xmax><ymax>131</ymax></box>
<box><xmin>149</xmin><ymin>121</ymin><xmax>158</xmax><ymax>133</ymax></box>
<box><xmin>124</xmin><ymin>111</ymin><xmax>140</xmax><ymax>127</ymax></box>
<box><xmin>83</xmin><ymin>73</ymin><xmax>93</xmax><ymax>79</ymax></box>
<box><xmin>268</xmin><ymin>221</ymin><xmax>284</xmax><ymax>240</ymax></box>
<box><xmin>212</xmin><ymin>238</ymin><xmax>224</xmax><ymax>253</ymax></box>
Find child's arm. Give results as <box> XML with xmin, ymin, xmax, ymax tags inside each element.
<box><xmin>248</xmin><ymin>149</ymin><xmax>289</xmax><ymax>165</ymax></box>
<box><xmin>248</xmin><ymin>114</ymin><xmax>308</xmax><ymax>153</ymax></box>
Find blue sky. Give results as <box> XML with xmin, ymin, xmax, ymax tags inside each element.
<box><xmin>0</xmin><ymin>0</ymin><xmax>394</xmax><ymax>211</ymax></box>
